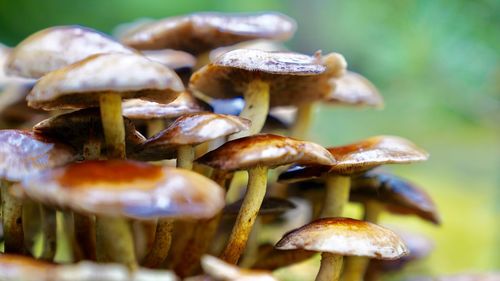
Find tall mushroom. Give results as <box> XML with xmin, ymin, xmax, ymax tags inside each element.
<box><xmin>196</xmin><ymin>134</ymin><xmax>335</xmax><ymax>264</ymax></box>
<box><xmin>27</xmin><ymin>53</ymin><xmax>184</xmax><ymax>159</ymax></box>
<box><xmin>276</xmin><ymin>218</ymin><xmax>408</xmax><ymax>281</ymax></box>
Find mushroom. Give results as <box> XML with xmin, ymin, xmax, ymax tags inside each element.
<box><xmin>190</xmin><ymin>49</ymin><xmax>333</xmax><ymax>139</ymax></box>
<box><xmin>0</xmin><ymin>254</ymin><xmax>55</xmax><ymax>281</ymax></box>
<box><xmin>13</xmin><ymin>160</ymin><xmax>225</xmax><ymax>269</ymax></box>
<box><xmin>0</xmin><ymin>130</ymin><xmax>76</xmax><ymax>257</ymax></box>
<box><xmin>142</xmin><ymin>49</ymin><xmax>197</xmax><ymax>85</ymax></box>
<box><xmin>196</xmin><ymin>255</ymin><xmax>278</xmax><ymax>281</ymax></box>
<box><xmin>131</xmin><ymin>112</ymin><xmax>251</xmax><ymax>169</ymax></box>
<box><xmin>5</xmin><ymin>25</ymin><xmax>135</xmax><ymax>79</ymax></box>
<box><xmin>275</xmin><ymin>218</ymin><xmax>408</xmax><ymax>281</ymax></box>
<box><xmin>196</xmin><ymin>134</ymin><xmax>335</xmax><ymax>263</ymax></box>
<box><xmin>28</xmin><ymin>52</ymin><xmax>184</xmax><ymax>159</ymax></box>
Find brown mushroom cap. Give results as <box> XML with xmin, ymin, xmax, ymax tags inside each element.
<box><xmin>196</xmin><ymin>134</ymin><xmax>335</xmax><ymax>171</ymax></box>
<box><xmin>200</xmin><ymin>255</ymin><xmax>278</xmax><ymax>281</ymax></box>
<box><xmin>0</xmin><ymin>254</ymin><xmax>55</xmax><ymax>281</ymax></box>
<box><xmin>209</xmin><ymin>39</ymin><xmax>289</xmax><ymax>62</ymax></box>
<box><xmin>351</xmin><ymin>172</ymin><xmax>441</xmax><ymax>224</ymax></box>
<box><xmin>15</xmin><ymin>160</ymin><xmax>225</xmax><ymax>220</ymax></box>
<box><xmin>279</xmin><ymin>135</ymin><xmax>429</xmax><ymax>182</ymax></box>
<box><xmin>27</xmin><ymin>53</ymin><xmax>185</xmax><ymax>110</ymax></box>
<box><xmin>142</xmin><ymin>49</ymin><xmax>196</xmax><ymax>71</ymax></box>
<box><xmin>5</xmin><ymin>26</ymin><xmax>135</xmax><ymax>79</ymax></box>
<box><xmin>190</xmin><ymin>50</ymin><xmax>348</xmax><ymax>107</ymax></box>
<box><xmin>0</xmin><ymin>130</ymin><xmax>77</xmax><ymax>182</ymax></box>
<box><xmin>131</xmin><ymin>113</ymin><xmax>250</xmax><ymax>161</ymax></box>
<box><xmin>122</xmin><ymin>92</ymin><xmax>210</xmax><ymax>120</ymax></box>
<box><xmin>276</xmin><ymin>218</ymin><xmax>408</xmax><ymax>259</ymax></box>
<box><xmin>224</xmin><ymin>196</ymin><xmax>295</xmax><ymax>217</ymax></box>
<box><xmin>33</xmin><ymin>108</ymin><xmax>146</xmax><ymax>154</ymax></box>
<box><xmin>325</xmin><ymin>71</ymin><xmax>384</xmax><ymax>108</ymax></box>
<box><xmin>121</xmin><ymin>12</ymin><xmax>296</xmax><ymax>54</ymax></box>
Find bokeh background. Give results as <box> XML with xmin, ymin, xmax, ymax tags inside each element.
<box><xmin>1</xmin><ymin>0</ymin><xmax>498</xmax><ymax>279</ymax></box>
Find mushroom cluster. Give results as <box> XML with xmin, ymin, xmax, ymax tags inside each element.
<box><xmin>0</xmin><ymin>11</ymin><xmax>440</xmax><ymax>281</ymax></box>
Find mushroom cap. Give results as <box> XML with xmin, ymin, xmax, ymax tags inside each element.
<box><xmin>28</xmin><ymin>53</ymin><xmax>185</xmax><ymax>110</ymax></box>
<box><xmin>201</xmin><ymin>255</ymin><xmax>278</xmax><ymax>281</ymax></box>
<box><xmin>33</xmin><ymin>108</ymin><xmax>146</xmax><ymax>154</ymax></box>
<box><xmin>52</xmin><ymin>261</ymin><xmax>129</xmax><ymax>281</ymax></box>
<box><xmin>0</xmin><ymin>130</ymin><xmax>77</xmax><ymax>182</ymax></box>
<box><xmin>5</xmin><ymin>26</ymin><xmax>135</xmax><ymax>79</ymax></box>
<box><xmin>275</xmin><ymin>218</ymin><xmax>408</xmax><ymax>259</ymax></box>
<box><xmin>0</xmin><ymin>254</ymin><xmax>55</xmax><ymax>281</ymax></box>
<box><xmin>131</xmin><ymin>113</ymin><xmax>250</xmax><ymax>161</ymax></box>
<box><xmin>351</xmin><ymin>172</ymin><xmax>441</xmax><ymax>225</ymax></box>
<box><xmin>15</xmin><ymin>160</ymin><xmax>225</xmax><ymax>220</ymax></box>
<box><xmin>224</xmin><ymin>196</ymin><xmax>295</xmax><ymax>217</ymax></box>
<box><xmin>121</xmin><ymin>12</ymin><xmax>296</xmax><ymax>54</ymax></box>
<box><xmin>279</xmin><ymin>135</ymin><xmax>429</xmax><ymax>181</ymax></box>
<box><xmin>325</xmin><ymin>71</ymin><xmax>384</xmax><ymax>108</ymax></box>
<box><xmin>209</xmin><ymin>39</ymin><xmax>289</xmax><ymax>62</ymax></box>
<box><xmin>142</xmin><ymin>49</ymin><xmax>196</xmax><ymax>70</ymax></box>
<box><xmin>190</xmin><ymin>50</ymin><xmax>348</xmax><ymax>107</ymax></box>
<box><xmin>122</xmin><ymin>92</ymin><xmax>210</xmax><ymax>120</ymax></box>
<box><xmin>196</xmin><ymin>134</ymin><xmax>336</xmax><ymax>171</ymax></box>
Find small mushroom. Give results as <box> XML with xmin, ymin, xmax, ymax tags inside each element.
<box><xmin>275</xmin><ymin>218</ymin><xmax>408</xmax><ymax>281</ymax></box>
<box><xmin>5</xmin><ymin>25</ymin><xmax>135</xmax><ymax>79</ymax></box>
<box><xmin>14</xmin><ymin>160</ymin><xmax>225</xmax><ymax>269</ymax></box>
<box><xmin>196</xmin><ymin>134</ymin><xmax>335</xmax><ymax>264</ymax></box>
<box><xmin>28</xmin><ymin>53</ymin><xmax>184</xmax><ymax>159</ymax></box>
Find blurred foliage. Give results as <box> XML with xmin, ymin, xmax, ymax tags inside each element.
<box><xmin>1</xmin><ymin>0</ymin><xmax>499</xmax><ymax>279</ymax></box>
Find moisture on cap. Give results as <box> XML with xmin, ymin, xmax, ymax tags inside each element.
<box><xmin>15</xmin><ymin>160</ymin><xmax>225</xmax><ymax>220</ymax></box>
<box><xmin>27</xmin><ymin>53</ymin><xmax>185</xmax><ymax>110</ymax></box>
<box><xmin>5</xmin><ymin>26</ymin><xmax>135</xmax><ymax>79</ymax></box>
<box><xmin>275</xmin><ymin>217</ymin><xmax>408</xmax><ymax>259</ymax></box>
<box><xmin>121</xmin><ymin>12</ymin><xmax>296</xmax><ymax>55</ymax></box>
<box><xmin>196</xmin><ymin>134</ymin><xmax>335</xmax><ymax>171</ymax></box>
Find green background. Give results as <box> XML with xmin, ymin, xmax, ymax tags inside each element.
<box><xmin>1</xmin><ymin>0</ymin><xmax>498</xmax><ymax>279</ymax></box>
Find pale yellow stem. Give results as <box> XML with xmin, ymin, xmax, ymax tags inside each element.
<box><xmin>147</xmin><ymin>119</ymin><xmax>165</xmax><ymax>137</ymax></box>
<box><xmin>240</xmin><ymin>216</ymin><xmax>262</xmax><ymax>267</ymax></box>
<box><xmin>1</xmin><ymin>181</ymin><xmax>24</xmax><ymax>254</ymax></box>
<box><xmin>141</xmin><ymin>219</ymin><xmax>173</xmax><ymax>268</ymax></box>
<box><xmin>220</xmin><ymin>166</ymin><xmax>268</xmax><ymax>264</ymax></box>
<box><xmin>22</xmin><ymin>199</ymin><xmax>40</xmax><ymax>255</ymax></box>
<box><xmin>316</xmin><ymin>253</ymin><xmax>343</xmax><ymax>281</ymax></box>
<box><xmin>320</xmin><ymin>175</ymin><xmax>351</xmax><ymax>218</ymax></box>
<box><xmin>291</xmin><ymin>103</ymin><xmax>314</xmax><ymax>139</ymax></box>
<box><xmin>342</xmin><ymin>256</ymin><xmax>370</xmax><ymax>281</ymax></box>
<box><xmin>96</xmin><ymin>216</ymin><xmax>136</xmax><ymax>270</ymax></box>
<box><xmin>39</xmin><ymin>205</ymin><xmax>56</xmax><ymax>261</ymax></box>
<box><xmin>363</xmin><ymin>200</ymin><xmax>383</xmax><ymax>223</ymax></box>
<box><xmin>99</xmin><ymin>93</ymin><xmax>125</xmax><ymax>159</ymax></box>
<box><xmin>177</xmin><ymin>145</ymin><xmax>194</xmax><ymax>170</ymax></box>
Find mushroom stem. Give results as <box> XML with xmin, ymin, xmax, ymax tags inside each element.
<box><xmin>240</xmin><ymin>216</ymin><xmax>262</xmax><ymax>267</ymax></box>
<box><xmin>316</xmin><ymin>253</ymin><xmax>343</xmax><ymax>281</ymax></box>
<box><xmin>320</xmin><ymin>175</ymin><xmax>351</xmax><ymax>218</ymax></box>
<box><xmin>363</xmin><ymin>200</ymin><xmax>383</xmax><ymax>223</ymax></box>
<box><xmin>1</xmin><ymin>181</ymin><xmax>24</xmax><ymax>254</ymax></box>
<box><xmin>342</xmin><ymin>256</ymin><xmax>370</xmax><ymax>281</ymax></box>
<box><xmin>61</xmin><ymin>211</ymin><xmax>83</xmax><ymax>261</ymax></box>
<box><xmin>291</xmin><ymin>102</ymin><xmax>314</xmax><ymax>139</ymax></box>
<box><xmin>74</xmin><ymin>213</ymin><xmax>96</xmax><ymax>260</ymax></box>
<box><xmin>83</xmin><ymin>137</ymin><xmax>101</xmax><ymax>160</ymax></box>
<box><xmin>39</xmin><ymin>205</ymin><xmax>56</xmax><ymax>261</ymax></box>
<box><xmin>220</xmin><ymin>165</ymin><xmax>268</xmax><ymax>264</ymax></box>
<box><xmin>229</xmin><ymin>79</ymin><xmax>270</xmax><ymax>140</ymax></box>
<box><xmin>96</xmin><ymin>215</ymin><xmax>137</xmax><ymax>270</ymax></box>
<box><xmin>141</xmin><ymin>218</ymin><xmax>173</xmax><ymax>268</ymax></box>
<box><xmin>22</xmin><ymin>199</ymin><xmax>40</xmax><ymax>255</ymax></box>
<box><xmin>177</xmin><ymin>145</ymin><xmax>194</xmax><ymax>169</ymax></box>
<box><xmin>100</xmin><ymin>92</ymin><xmax>126</xmax><ymax>159</ymax></box>
<box><xmin>146</xmin><ymin>119</ymin><xmax>164</xmax><ymax>137</ymax></box>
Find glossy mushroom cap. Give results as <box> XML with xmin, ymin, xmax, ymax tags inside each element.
<box><xmin>200</xmin><ymin>255</ymin><xmax>278</xmax><ymax>281</ymax></box>
<box><xmin>33</xmin><ymin>108</ymin><xmax>146</xmax><ymax>154</ymax></box>
<box><xmin>279</xmin><ymin>135</ymin><xmax>429</xmax><ymax>182</ymax></box>
<box><xmin>196</xmin><ymin>134</ymin><xmax>335</xmax><ymax>171</ymax></box>
<box><xmin>142</xmin><ymin>49</ymin><xmax>196</xmax><ymax>70</ymax></box>
<box><xmin>0</xmin><ymin>130</ymin><xmax>77</xmax><ymax>182</ymax></box>
<box><xmin>131</xmin><ymin>113</ymin><xmax>250</xmax><ymax>161</ymax></box>
<box><xmin>122</xmin><ymin>92</ymin><xmax>210</xmax><ymax>120</ymax></box>
<box><xmin>5</xmin><ymin>26</ymin><xmax>135</xmax><ymax>79</ymax></box>
<box><xmin>190</xmin><ymin>49</ymin><xmax>342</xmax><ymax>107</ymax></box>
<box><xmin>28</xmin><ymin>53</ymin><xmax>185</xmax><ymax>110</ymax></box>
<box><xmin>325</xmin><ymin>71</ymin><xmax>384</xmax><ymax>108</ymax></box>
<box><xmin>224</xmin><ymin>196</ymin><xmax>295</xmax><ymax>217</ymax></box>
<box><xmin>0</xmin><ymin>254</ymin><xmax>55</xmax><ymax>281</ymax></box>
<box><xmin>351</xmin><ymin>172</ymin><xmax>441</xmax><ymax>224</ymax></box>
<box><xmin>121</xmin><ymin>12</ymin><xmax>296</xmax><ymax>54</ymax></box>
<box><xmin>15</xmin><ymin>160</ymin><xmax>225</xmax><ymax>220</ymax></box>
<box><xmin>276</xmin><ymin>218</ymin><xmax>408</xmax><ymax>259</ymax></box>
<box><xmin>209</xmin><ymin>39</ymin><xmax>289</xmax><ymax>62</ymax></box>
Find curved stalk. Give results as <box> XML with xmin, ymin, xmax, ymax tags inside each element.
<box><xmin>1</xmin><ymin>181</ymin><xmax>24</xmax><ymax>254</ymax></box>
<box><xmin>220</xmin><ymin>166</ymin><xmax>268</xmax><ymax>264</ymax></box>
<box><xmin>291</xmin><ymin>103</ymin><xmax>314</xmax><ymax>139</ymax></box>
<box><xmin>229</xmin><ymin>80</ymin><xmax>270</xmax><ymax>140</ymax></box>
<box><xmin>316</xmin><ymin>253</ymin><xmax>343</xmax><ymax>281</ymax></box>
<box><xmin>320</xmin><ymin>175</ymin><xmax>351</xmax><ymax>218</ymax></box>
<box><xmin>133</xmin><ymin>220</ymin><xmax>157</xmax><ymax>261</ymax></box>
<box><xmin>177</xmin><ymin>145</ymin><xmax>195</xmax><ymax>169</ymax></box>
<box><xmin>240</xmin><ymin>216</ymin><xmax>262</xmax><ymax>267</ymax></box>
<box><xmin>39</xmin><ymin>205</ymin><xmax>56</xmax><ymax>261</ymax></box>
<box><xmin>100</xmin><ymin>93</ymin><xmax>125</xmax><ymax>159</ymax></box>
<box><xmin>74</xmin><ymin>213</ymin><xmax>96</xmax><ymax>260</ymax></box>
<box><xmin>96</xmin><ymin>216</ymin><xmax>136</xmax><ymax>270</ymax></box>
<box><xmin>141</xmin><ymin>219</ymin><xmax>173</xmax><ymax>268</ymax></box>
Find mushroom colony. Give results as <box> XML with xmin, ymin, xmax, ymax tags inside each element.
<box><xmin>0</xmin><ymin>11</ymin><xmax>446</xmax><ymax>281</ymax></box>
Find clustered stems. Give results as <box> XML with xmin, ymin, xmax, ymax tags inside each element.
<box><xmin>291</xmin><ymin>102</ymin><xmax>314</xmax><ymax>139</ymax></box>
<box><xmin>61</xmin><ymin>211</ymin><xmax>83</xmax><ymax>261</ymax></box>
<box><xmin>177</xmin><ymin>144</ymin><xmax>195</xmax><ymax>169</ymax></box>
<box><xmin>316</xmin><ymin>253</ymin><xmax>343</xmax><ymax>281</ymax></box>
<box><xmin>39</xmin><ymin>205</ymin><xmax>57</xmax><ymax>261</ymax></box>
<box><xmin>220</xmin><ymin>166</ymin><xmax>269</xmax><ymax>264</ymax></box>
<box><xmin>99</xmin><ymin>93</ymin><xmax>126</xmax><ymax>159</ymax></box>
<box><xmin>1</xmin><ymin>180</ymin><xmax>24</xmax><ymax>254</ymax></box>
<box><xmin>141</xmin><ymin>218</ymin><xmax>173</xmax><ymax>268</ymax></box>
<box><xmin>95</xmin><ymin>216</ymin><xmax>137</xmax><ymax>270</ymax></box>
<box><xmin>320</xmin><ymin>175</ymin><xmax>351</xmax><ymax>218</ymax></box>
<box><xmin>73</xmin><ymin>213</ymin><xmax>96</xmax><ymax>260</ymax></box>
